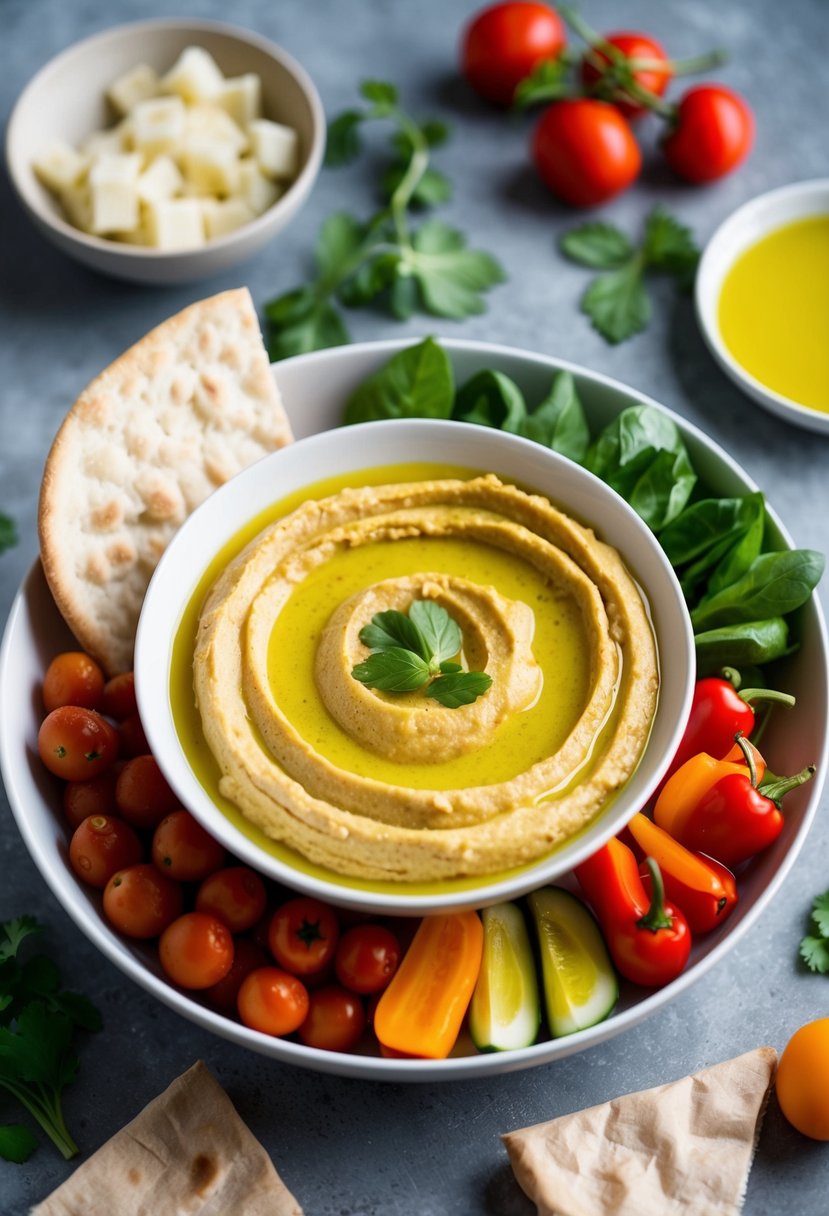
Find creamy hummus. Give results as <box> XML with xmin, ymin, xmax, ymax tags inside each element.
<box><xmin>193</xmin><ymin>475</ymin><xmax>658</xmax><ymax>881</ymax></box>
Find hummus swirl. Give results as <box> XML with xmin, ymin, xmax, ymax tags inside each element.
<box><xmin>193</xmin><ymin>475</ymin><xmax>658</xmax><ymax>882</ymax></box>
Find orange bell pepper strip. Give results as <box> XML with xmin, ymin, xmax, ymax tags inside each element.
<box><xmin>374</xmin><ymin>911</ymin><xmax>483</xmax><ymax>1059</ymax></box>
<box><xmin>628</xmin><ymin>812</ymin><xmax>738</xmax><ymax>934</ymax></box>
<box><xmin>653</xmin><ymin>752</ymin><xmax>748</xmax><ymax>840</ymax></box>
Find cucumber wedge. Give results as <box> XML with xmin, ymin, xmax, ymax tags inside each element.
<box><xmin>469</xmin><ymin>902</ymin><xmax>541</xmax><ymax>1052</ymax></box>
<box><xmin>527</xmin><ymin>887</ymin><xmax>618</xmax><ymax>1037</ymax></box>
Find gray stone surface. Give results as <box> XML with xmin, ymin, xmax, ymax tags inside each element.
<box><xmin>2</xmin><ymin>0</ymin><xmax>829</xmax><ymax>1212</ymax></box>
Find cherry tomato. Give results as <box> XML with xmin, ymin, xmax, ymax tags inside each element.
<box><xmin>335</xmin><ymin>925</ymin><xmax>401</xmax><ymax>995</ymax></box>
<box><xmin>159</xmin><ymin>912</ymin><xmax>234</xmax><ymax>989</ymax></box>
<box><xmin>203</xmin><ymin>938</ymin><xmax>270</xmax><ymax>1013</ymax></box>
<box><xmin>195</xmin><ymin>866</ymin><xmax>268</xmax><ymax>933</ymax></box>
<box><xmin>581</xmin><ymin>31</ymin><xmax>672</xmax><ymax>119</ymax></box>
<box><xmin>462</xmin><ymin>2</ymin><xmax>566</xmax><ymax>106</ymax></box>
<box><xmin>115</xmin><ymin>755</ymin><xmax>179</xmax><ymax>829</ymax></box>
<box><xmin>101</xmin><ymin>671</ymin><xmax>137</xmax><ymax>720</ymax></box>
<box><xmin>237</xmin><ymin>967</ymin><xmax>309</xmax><ymax>1036</ymax></box>
<box><xmin>776</xmin><ymin>1019</ymin><xmax>829</xmax><ymax>1141</ymax></box>
<box><xmin>532</xmin><ymin>99</ymin><xmax>641</xmax><ymax>206</ymax></box>
<box><xmin>298</xmin><ymin>986</ymin><xmax>366</xmax><ymax>1053</ymax></box>
<box><xmin>663</xmin><ymin>84</ymin><xmax>754</xmax><ymax>183</ymax></box>
<box><xmin>152</xmin><ymin>809</ymin><xmax>226</xmax><ymax>882</ymax></box>
<box><xmin>268</xmin><ymin>897</ymin><xmax>340</xmax><ymax>977</ymax></box>
<box><xmin>42</xmin><ymin>652</ymin><xmax>105</xmax><ymax>713</ymax></box>
<box><xmin>103</xmin><ymin>863</ymin><xmax>183</xmax><ymax>938</ymax></box>
<box><xmin>38</xmin><ymin>706</ymin><xmax>119</xmax><ymax>781</ymax></box>
<box><xmin>69</xmin><ymin>814</ymin><xmax>143</xmax><ymax>888</ymax></box>
<box><xmin>63</xmin><ymin>770</ymin><xmax>119</xmax><ymax>829</ymax></box>
<box><xmin>117</xmin><ymin>712</ymin><xmax>149</xmax><ymax>758</ymax></box>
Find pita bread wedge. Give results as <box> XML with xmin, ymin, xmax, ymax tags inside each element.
<box><xmin>39</xmin><ymin>288</ymin><xmax>292</xmax><ymax>675</ymax></box>
<box><xmin>502</xmin><ymin>1047</ymin><xmax>776</xmax><ymax>1216</ymax></box>
<box><xmin>31</xmin><ymin>1061</ymin><xmax>303</xmax><ymax>1216</ymax></box>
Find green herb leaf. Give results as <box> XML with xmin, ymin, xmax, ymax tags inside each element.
<box><xmin>383</xmin><ymin>162</ymin><xmax>453</xmax><ymax>207</ymax></box>
<box><xmin>559</xmin><ymin>222</ymin><xmax>635</xmax><ymax>270</ymax></box>
<box><xmin>811</xmin><ymin>891</ymin><xmax>829</xmax><ymax>938</ymax></box>
<box><xmin>360</xmin><ymin>80</ymin><xmax>399</xmax><ymax>109</ymax></box>
<box><xmin>707</xmin><ymin>498</ymin><xmax>766</xmax><ymax>596</ymax></box>
<box><xmin>0</xmin><ymin>514</ymin><xmax>17</xmax><ymax>555</ymax></box>
<box><xmin>800</xmin><ymin>935</ymin><xmax>829</xmax><ymax>974</ymax></box>
<box><xmin>337</xmin><ymin>253</ymin><xmax>400</xmax><ymax>307</ymax></box>
<box><xmin>351</xmin><ymin>648</ymin><xmax>431</xmax><ymax>692</ymax></box>
<box><xmin>439</xmin><ymin>661</ymin><xmax>463</xmax><ymax>674</ymax></box>
<box><xmin>408</xmin><ymin>221</ymin><xmax>506</xmax><ymax>319</ymax></box>
<box><xmin>513</xmin><ymin>58</ymin><xmax>571</xmax><ymax>110</ymax></box>
<box><xmin>325</xmin><ymin>110</ymin><xmax>365</xmax><ymax>167</ymax></box>
<box><xmin>426</xmin><ymin>671</ymin><xmax>493</xmax><ymax>708</ymax></box>
<box><xmin>0</xmin><ymin>918</ymin><xmax>40</xmax><ymax>964</ymax></box>
<box><xmin>660</xmin><ymin>495</ymin><xmax>765</xmax><ymax>568</ymax></box>
<box><xmin>267</xmin><ymin>300</ymin><xmax>349</xmax><ymax>362</ymax></box>
<box><xmin>691</xmin><ymin>550</ymin><xmax>825</xmax><ymax>633</ymax></box>
<box><xmin>643</xmin><ymin>206</ymin><xmax>700</xmax><ymax>289</ymax></box>
<box><xmin>0</xmin><ymin>1123</ymin><xmax>38</xmax><ymax>1164</ymax></box>
<box><xmin>343</xmin><ymin>336</ymin><xmax>454</xmax><ymax>424</ymax></box>
<box><xmin>581</xmin><ymin>261</ymin><xmax>650</xmax><ymax>344</ymax></box>
<box><xmin>520</xmin><ymin>371</ymin><xmax>590</xmax><ymax>462</ymax></box>
<box><xmin>359</xmin><ymin>610</ymin><xmax>429</xmax><ymax>660</ymax></box>
<box><xmin>316</xmin><ymin>213</ymin><xmax>366</xmax><ymax>279</ymax></box>
<box><xmin>694</xmin><ymin>618</ymin><xmax>792</xmax><ymax>675</ymax></box>
<box><xmin>453</xmin><ymin>370</ymin><xmax>527</xmax><ymax>433</ymax></box>
<box><xmin>409</xmin><ymin>600</ymin><xmax>462</xmax><ymax>665</ymax></box>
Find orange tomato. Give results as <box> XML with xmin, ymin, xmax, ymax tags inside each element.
<box><xmin>69</xmin><ymin>815</ymin><xmax>143</xmax><ymax>888</ymax></box>
<box><xmin>152</xmin><ymin>809</ymin><xmax>225</xmax><ymax>882</ymax></box>
<box><xmin>298</xmin><ymin>986</ymin><xmax>366</xmax><ymax>1053</ymax></box>
<box><xmin>63</xmin><ymin>770</ymin><xmax>119</xmax><ymax>829</ymax></box>
<box><xmin>101</xmin><ymin>671</ymin><xmax>137</xmax><ymax>720</ymax></box>
<box><xmin>43</xmin><ymin>652</ymin><xmax>105</xmax><ymax>713</ymax></box>
<box><xmin>776</xmin><ymin>1019</ymin><xmax>829</xmax><ymax>1140</ymax></box>
<box><xmin>237</xmin><ymin>967</ymin><xmax>309</xmax><ymax>1036</ymax></box>
<box><xmin>38</xmin><ymin>706</ymin><xmax>119</xmax><ymax>781</ymax></box>
<box><xmin>117</xmin><ymin>713</ymin><xmax>150</xmax><ymax>758</ymax></box>
<box><xmin>268</xmin><ymin>897</ymin><xmax>340</xmax><ymax>977</ymax></box>
<box><xmin>203</xmin><ymin>939</ymin><xmax>270</xmax><ymax>1013</ymax></box>
<box><xmin>159</xmin><ymin>912</ymin><xmax>234</xmax><ymax>989</ymax></box>
<box><xmin>103</xmin><ymin>864</ymin><xmax>183</xmax><ymax>939</ymax></box>
<box><xmin>116</xmin><ymin>755</ymin><xmax>180</xmax><ymax>829</ymax></box>
<box><xmin>195</xmin><ymin>866</ymin><xmax>268</xmax><ymax>933</ymax></box>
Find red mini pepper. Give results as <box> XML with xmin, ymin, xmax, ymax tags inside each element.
<box><xmin>574</xmin><ymin>837</ymin><xmax>691</xmax><ymax>988</ymax></box>
<box><xmin>628</xmin><ymin>812</ymin><xmax>738</xmax><ymax>934</ymax></box>
<box><xmin>655</xmin><ymin>735</ymin><xmax>815</xmax><ymax>866</ymax></box>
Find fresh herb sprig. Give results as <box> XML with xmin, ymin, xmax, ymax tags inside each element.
<box><xmin>800</xmin><ymin>890</ymin><xmax>829</xmax><ymax>974</ymax></box>
<box><xmin>560</xmin><ymin>207</ymin><xmax>700</xmax><ymax>344</ymax></box>
<box><xmin>264</xmin><ymin>81</ymin><xmax>505</xmax><ymax>361</ymax></box>
<box><xmin>0</xmin><ymin>513</ymin><xmax>17</xmax><ymax>555</ymax></box>
<box><xmin>0</xmin><ymin>916</ymin><xmax>101</xmax><ymax>1162</ymax></box>
<box><xmin>352</xmin><ymin>600</ymin><xmax>492</xmax><ymax>708</ymax></box>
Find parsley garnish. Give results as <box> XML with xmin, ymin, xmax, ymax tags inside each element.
<box><xmin>560</xmin><ymin>207</ymin><xmax>700</xmax><ymax>344</ymax></box>
<box><xmin>264</xmin><ymin>81</ymin><xmax>505</xmax><ymax>360</ymax></box>
<box><xmin>0</xmin><ymin>513</ymin><xmax>17</xmax><ymax>555</ymax></box>
<box><xmin>800</xmin><ymin>890</ymin><xmax>829</xmax><ymax>974</ymax></box>
<box><xmin>352</xmin><ymin>599</ymin><xmax>492</xmax><ymax>708</ymax></box>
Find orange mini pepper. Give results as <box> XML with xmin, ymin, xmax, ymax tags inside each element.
<box><xmin>374</xmin><ymin>911</ymin><xmax>483</xmax><ymax>1059</ymax></box>
<box><xmin>628</xmin><ymin>812</ymin><xmax>738</xmax><ymax>934</ymax></box>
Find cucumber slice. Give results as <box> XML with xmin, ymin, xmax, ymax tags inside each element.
<box><xmin>527</xmin><ymin>887</ymin><xmax>618</xmax><ymax>1037</ymax></box>
<box><xmin>469</xmin><ymin>902</ymin><xmax>541</xmax><ymax>1052</ymax></box>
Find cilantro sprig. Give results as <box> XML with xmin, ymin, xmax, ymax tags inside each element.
<box><xmin>800</xmin><ymin>890</ymin><xmax>829</xmax><ymax>974</ymax></box>
<box><xmin>264</xmin><ymin>81</ymin><xmax>505</xmax><ymax>361</ymax></box>
<box><xmin>0</xmin><ymin>916</ymin><xmax>101</xmax><ymax>1162</ymax></box>
<box><xmin>560</xmin><ymin>207</ymin><xmax>700</xmax><ymax>344</ymax></box>
<box><xmin>0</xmin><ymin>513</ymin><xmax>17</xmax><ymax>555</ymax></box>
<box><xmin>352</xmin><ymin>600</ymin><xmax>492</xmax><ymax>708</ymax></box>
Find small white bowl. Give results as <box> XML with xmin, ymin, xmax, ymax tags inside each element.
<box><xmin>135</xmin><ymin>414</ymin><xmax>694</xmax><ymax>916</ymax></box>
<box><xmin>5</xmin><ymin>19</ymin><xmax>325</xmax><ymax>285</ymax></box>
<box><xmin>696</xmin><ymin>179</ymin><xmax>829</xmax><ymax>435</ymax></box>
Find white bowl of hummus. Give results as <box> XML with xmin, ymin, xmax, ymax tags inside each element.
<box><xmin>135</xmin><ymin>364</ymin><xmax>694</xmax><ymax>914</ymax></box>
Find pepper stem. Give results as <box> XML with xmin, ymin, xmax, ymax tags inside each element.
<box><xmin>721</xmin><ymin>666</ymin><xmax>741</xmax><ymax>690</ymax></box>
<box><xmin>758</xmin><ymin>765</ymin><xmax>816</xmax><ymax>807</ymax></box>
<box><xmin>739</xmin><ymin>688</ymin><xmax>796</xmax><ymax>710</ymax></box>
<box><xmin>734</xmin><ymin>733</ymin><xmax>758</xmax><ymax>787</ymax></box>
<box><xmin>637</xmin><ymin>858</ymin><xmax>674</xmax><ymax>932</ymax></box>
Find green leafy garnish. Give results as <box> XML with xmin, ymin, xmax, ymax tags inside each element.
<box><xmin>800</xmin><ymin>890</ymin><xmax>829</xmax><ymax>974</ymax></box>
<box><xmin>0</xmin><ymin>916</ymin><xmax>101</xmax><ymax>1161</ymax></box>
<box><xmin>561</xmin><ymin>207</ymin><xmax>700</xmax><ymax>344</ymax></box>
<box><xmin>344</xmin><ymin>337</ymin><xmax>454</xmax><ymax>425</ymax></box>
<box><xmin>811</xmin><ymin>891</ymin><xmax>829</xmax><ymax>938</ymax></box>
<box><xmin>353</xmin><ymin>600</ymin><xmax>492</xmax><ymax>707</ymax></box>
<box><xmin>0</xmin><ymin>513</ymin><xmax>17</xmax><ymax>555</ymax></box>
<box><xmin>264</xmin><ymin>81</ymin><xmax>504</xmax><ymax>360</ymax></box>
<box><xmin>690</xmin><ymin>550</ymin><xmax>825</xmax><ymax>633</ymax></box>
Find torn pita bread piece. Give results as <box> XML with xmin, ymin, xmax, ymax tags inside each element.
<box><xmin>39</xmin><ymin>287</ymin><xmax>292</xmax><ymax>676</ymax></box>
<box><xmin>502</xmin><ymin>1047</ymin><xmax>777</xmax><ymax>1216</ymax></box>
<box><xmin>31</xmin><ymin>1060</ymin><xmax>303</xmax><ymax>1216</ymax></box>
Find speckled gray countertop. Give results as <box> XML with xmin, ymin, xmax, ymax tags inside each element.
<box><xmin>2</xmin><ymin>1</ymin><xmax>829</xmax><ymax>1212</ymax></box>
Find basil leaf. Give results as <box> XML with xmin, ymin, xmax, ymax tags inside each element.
<box><xmin>693</xmin><ymin>618</ymin><xmax>792</xmax><ymax>675</ymax></box>
<box><xmin>351</xmin><ymin>648</ymin><xmax>431</xmax><ymax>692</ymax></box>
<box><xmin>520</xmin><ymin>371</ymin><xmax>590</xmax><ymax>462</ymax></box>
<box><xmin>426</xmin><ymin>671</ymin><xmax>493</xmax><ymax>707</ymax></box>
<box><xmin>408</xmin><ymin>221</ymin><xmax>506</xmax><ymax>319</ymax></box>
<box><xmin>560</xmin><ymin>222</ymin><xmax>635</xmax><ymax>270</ymax></box>
<box><xmin>325</xmin><ymin>110</ymin><xmax>365</xmax><ymax>167</ymax></box>
<box><xmin>409</xmin><ymin>601</ymin><xmax>461</xmax><ymax>665</ymax></box>
<box><xmin>0</xmin><ymin>1123</ymin><xmax>38</xmax><ymax>1163</ymax></box>
<box><xmin>439</xmin><ymin>661</ymin><xmax>462</xmax><ymax>674</ymax></box>
<box><xmin>580</xmin><ymin>261</ymin><xmax>650</xmax><ymax>344</ymax></box>
<box><xmin>359</xmin><ymin>610</ymin><xmax>429</xmax><ymax>660</ymax></box>
<box><xmin>0</xmin><ymin>513</ymin><xmax>17</xmax><ymax>556</ymax></box>
<box><xmin>691</xmin><ymin>550</ymin><xmax>825</xmax><ymax>632</ymax></box>
<box><xmin>343</xmin><ymin>337</ymin><xmax>454</xmax><ymax>424</ymax></box>
<box><xmin>453</xmin><ymin>370</ymin><xmax>527</xmax><ymax>433</ymax></box>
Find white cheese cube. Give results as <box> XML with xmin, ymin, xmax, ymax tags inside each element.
<box><xmin>146</xmin><ymin>198</ymin><xmax>205</xmax><ymax>249</ymax></box>
<box><xmin>107</xmin><ymin>63</ymin><xmax>160</xmax><ymax>115</ymax></box>
<box><xmin>161</xmin><ymin>46</ymin><xmax>224</xmax><ymax>104</ymax></box>
<box><xmin>33</xmin><ymin>140</ymin><xmax>89</xmax><ymax>194</ymax></box>
<box><xmin>248</xmin><ymin>119</ymin><xmax>299</xmax><ymax>181</ymax></box>
<box><xmin>238</xmin><ymin>159</ymin><xmax>281</xmax><ymax>214</ymax></box>
<box><xmin>132</xmin><ymin>97</ymin><xmax>186</xmax><ymax>158</ymax></box>
<box><xmin>89</xmin><ymin>153</ymin><xmax>142</xmax><ymax>233</ymax></box>
<box><xmin>60</xmin><ymin>183</ymin><xmax>93</xmax><ymax>232</ymax></box>
<box><xmin>215</xmin><ymin>74</ymin><xmax>262</xmax><ymax>127</ymax></box>
<box><xmin>185</xmin><ymin>103</ymin><xmax>248</xmax><ymax>153</ymax></box>
<box><xmin>179</xmin><ymin>139</ymin><xmax>239</xmax><ymax>196</ymax></box>
<box><xmin>137</xmin><ymin>155</ymin><xmax>183</xmax><ymax>204</ymax></box>
<box><xmin>201</xmin><ymin>197</ymin><xmax>255</xmax><ymax>239</ymax></box>
<box><xmin>80</xmin><ymin>124</ymin><xmax>127</xmax><ymax>159</ymax></box>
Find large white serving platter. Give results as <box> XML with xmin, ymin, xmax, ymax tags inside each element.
<box><xmin>1</xmin><ymin>338</ymin><xmax>826</xmax><ymax>1081</ymax></box>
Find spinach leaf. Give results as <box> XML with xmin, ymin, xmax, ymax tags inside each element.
<box><xmin>660</xmin><ymin>494</ymin><xmax>764</xmax><ymax>567</ymax></box>
<box><xmin>343</xmin><ymin>337</ymin><xmax>454</xmax><ymax>424</ymax></box>
<box><xmin>694</xmin><ymin>618</ymin><xmax>793</xmax><ymax>674</ymax></box>
<box><xmin>519</xmin><ymin>371</ymin><xmax>590</xmax><ymax>462</ymax></box>
<box><xmin>691</xmin><ymin>550</ymin><xmax>825</xmax><ymax>632</ymax></box>
<box><xmin>453</xmin><ymin>371</ymin><xmax>527</xmax><ymax>433</ymax></box>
